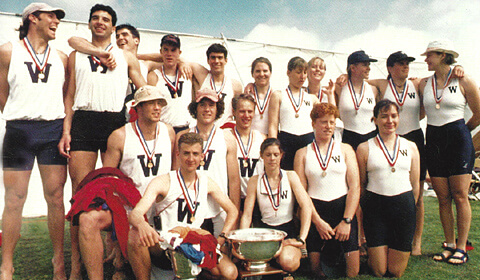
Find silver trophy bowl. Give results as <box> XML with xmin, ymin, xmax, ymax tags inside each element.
<box><xmin>225</xmin><ymin>228</ymin><xmax>287</xmax><ymax>272</ymax></box>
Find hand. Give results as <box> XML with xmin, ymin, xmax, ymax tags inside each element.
<box><xmin>283</xmin><ymin>238</ymin><xmax>303</xmax><ymax>248</ymax></box>
<box><xmin>335</xmin><ymin>74</ymin><xmax>348</xmax><ymax>87</ymax></box>
<box><xmin>58</xmin><ymin>133</ymin><xmax>71</xmax><ymax>158</ymax></box>
<box><xmin>333</xmin><ymin>221</ymin><xmax>351</xmax><ymax>242</ymax></box>
<box><xmin>452</xmin><ymin>65</ymin><xmax>464</xmax><ymax>78</ymax></box>
<box><xmin>314</xmin><ymin>220</ymin><xmax>335</xmax><ymax>240</ymax></box>
<box><xmin>178</xmin><ymin>62</ymin><xmax>193</xmax><ymax>80</ymax></box>
<box><xmin>244</xmin><ymin>82</ymin><xmax>255</xmax><ymax>94</ymax></box>
<box><xmin>322</xmin><ymin>79</ymin><xmax>334</xmax><ymax>96</ymax></box>
<box><xmin>98</xmin><ymin>51</ymin><xmax>116</xmax><ymax>70</ymax></box>
<box><xmin>137</xmin><ymin>222</ymin><xmax>162</xmax><ymax>247</ymax></box>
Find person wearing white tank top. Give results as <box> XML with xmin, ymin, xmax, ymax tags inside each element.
<box><xmin>0</xmin><ymin>3</ymin><xmax>67</xmax><ymax>279</ymax></box>
<box><xmin>356</xmin><ymin>100</ymin><xmax>420</xmax><ymax>277</ymax></box>
<box><xmin>240</xmin><ymin>138</ymin><xmax>312</xmax><ymax>273</ymax></box>
<box><xmin>418</xmin><ymin>40</ymin><xmax>480</xmax><ymax>265</ymax></box>
<box><xmin>294</xmin><ymin>103</ymin><xmax>360</xmax><ymax>278</ymax></box>
<box><xmin>128</xmin><ymin>132</ymin><xmax>239</xmax><ymax>280</ymax></box>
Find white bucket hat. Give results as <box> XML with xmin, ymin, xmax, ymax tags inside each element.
<box><xmin>421</xmin><ymin>40</ymin><xmax>459</xmax><ymax>58</ymax></box>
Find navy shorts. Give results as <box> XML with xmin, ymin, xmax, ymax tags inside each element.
<box><xmin>401</xmin><ymin>128</ymin><xmax>427</xmax><ymax>181</ymax></box>
<box><xmin>426</xmin><ymin>119</ymin><xmax>475</xmax><ymax>177</ymax></box>
<box><xmin>361</xmin><ymin>190</ymin><xmax>416</xmax><ymax>252</ymax></box>
<box><xmin>258</xmin><ymin>219</ymin><xmax>297</xmax><ymax>239</ymax></box>
<box><xmin>342</xmin><ymin>129</ymin><xmax>376</xmax><ymax>151</ymax></box>
<box><xmin>307</xmin><ymin>196</ymin><xmax>358</xmax><ymax>253</ymax></box>
<box><xmin>70</xmin><ymin>110</ymin><xmax>125</xmax><ymax>153</ymax></box>
<box><xmin>278</xmin><ymin>131</ymin><xmax>314</xmax><ymax>170</ymax></box>
<box><xmin>3</xmin><ymin>119</ymin><xmax>67</xmax><ymax>170</ymax></box>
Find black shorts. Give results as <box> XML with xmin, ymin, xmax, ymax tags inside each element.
<box><xmin>342</xmin><ymin>129</ymin><xmax>376</xmax><ymax>151</ymax></box>
<box><xmin>278</xmin><ymin>131</ymin><xmax>314</xmax><ymax>170</ymax></box>
<box><xmin>70</xmin><ymin>110</ymin><xmax>125</xmax><ymax>153</ymax></box>
<box><xmin>258</xmin><ymin>219</ymin><xmax>296</xmax><ymax>239</ymax></box>
<box><xmin>401</xmin><ymin>128</ymin><xmax>427</xmax><ymax>181</ymax></box>
<box><xmin>3</xmin><ymin>119</ymin><xmax>67</xmax><ymax>170</ymax></box>
<box><xmin>426</xmin><ymin>119</ymin><xmax>475</xmax><ymax>177</ymax></box>
<box><xmin>307</xmin><ymin>196</ymin><xmax>358</xmax><ymax>253</ymax></box>
<box><xmin>361</xmin><ymin>190</ymin><xmax>416</xmax><ymax>252</ymax></box>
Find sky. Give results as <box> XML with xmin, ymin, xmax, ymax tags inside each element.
<box><xmin>1</xmin><ymin>0</ymin><xmax>480</xmax><ymax>80</ymax></box>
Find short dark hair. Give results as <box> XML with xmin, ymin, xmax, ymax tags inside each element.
<box><xmin>232</xmin><ymin>94</ymin><xmax>256</xmax><ymax>111</ymax></box>
<box><xmin>206</xmin><ymin>43</ymin><xmax>228</xmax><ymax>59</ymax></box>
<box><xmin>260</xmin><ymin>138</ymin><xmax>284</xmax><ymax>155</ymax></box>
<box><xmin>178</xmin><ymin>132</ymin><xmax>203</xmax><ymax>151</ymax></box>
<box><xmin>116</xmin><ymin>24</ymin><xmax>139</xmax><ymax>40</ymax></box>
<box><xmin>188</xmin><ymin>97</ymin><xmax>225</xmax><ymax>120</ymax></box>
<box><xmin>373</xmin><ymin>99</ymin><xmax>399</xmax><ymax>119</ymax></box>
<box><xmin>251</xmin><ymin>57</ymin><xmax>272</xmax><ymax>75</ymax></box>
<box><xmin>436</xmin><ymin>52</ymin><xmax>455</xmax><ymax>65</ymax></box>
<box><xmin>287</xmin><ymin>56</ymin><xmax>308</xmax><ymax>71</ymax></box>
<box><xmin>89</xmin><ymin>4</ymin><xmax>117</xmax><ymax>26</ymax></box>
<box><xmin>18</xmin><ymin>11</ymin><xmax>41</xmax><ymax>40</ymax></box>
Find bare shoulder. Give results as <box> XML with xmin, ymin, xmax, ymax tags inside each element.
<box><xmin>0</xmin><ymin>42</ymin><xmax>13</xmax><ymax>65</ymax></box>
<box><xmin>109</xmin><ymin>125</ymin><xmax>127</xmax><ymax>141</ymax></box>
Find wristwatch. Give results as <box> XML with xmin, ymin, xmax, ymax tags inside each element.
<box><xmin>342</xmin><ymin>217</ymin><xmax>352</xmax><ymax>224</ymax></box>
<box><xmin>296</xmin><ymin>236</ymin><xmax>305</xmax><ymax>245</ymax></box>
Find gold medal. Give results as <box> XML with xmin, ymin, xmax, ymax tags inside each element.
<box><xmin>243</xmin><ymin>161</ymin><xmax>249</xmax><ymax>168</ymax></box>
<box><xmin>190</xmin><ymin>216</ymin><xmax>195</xmax><ymax>222</ymax></box>
<box><xmin>435</xmin><ymin>104</ymin><xmax>440</xmax><ymax>110</ymax></box>
<box><xmin>38</xmin><ymin>72</ymin><xmax>45</xmax><ymax>80</ymax></box>
<box><xmin>200</xmin><ymin>160</ymin><xmax>205</xmax><ymax>166</ymax></box>
<box><xmin>322</xmin><ymin>171</ymin><xmax>327</xmax><ymax>177</ymax></box>
<box><xmin>173</xmin><ymin>93</ymin><xmax>178</xmax><ymax>98</ymax></box>
<box><xmin>147</xmin><ymin>160</ymin><xmax>154</xmax><ymax>169</ymax></box>
<box><xmin>295</xmin><ymin>113</ymin><xmax>299</xmax><ymax>118</ymax></box>
<box><xmin>391</xmin><ymin>167</ymin><xmax>396</xmax><ymax>173</ymax></box>
<box><xmin>260</xmin><ymin>114</ymin><xmax>263</xmax><ymax>119</ymax></box>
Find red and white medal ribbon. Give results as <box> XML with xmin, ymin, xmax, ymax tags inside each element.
<box><xmin>286</xmin><ymin>86</ymin><xmax>304</xmax><ymax>117</ymax></box>
<box><xmin>177</xmin><ymin>170</ymin><xmax>199</xmax><ymax>217</ymax></box>
<box><xmin>91</xmin><ymin>43</ymin><xmax>113</xmax><ymax>65</ymax></box>
<box><xmin>262</xmin><ymin>170</ymin><xmax>282</xmax><ymax>213</ymax></box>
<box><xmin>196</xmin><ymin>125</ymin><xmax>217</xmax><ymax>161</ymax></box>
<box><xmin>307</xmin><ymin>86</ymin><xmax>323</xmax><ymax>101</ymax></box>
<box><xmin>375</xmin><ymin>134</ymin><xmax>400</xmax><ymax>171</ymax></box>
<box><xmin>388</xmin><ymin>78</ymin><xmax>409</xmax><ymax>107</ymax></box>
<box><xmin>347</xmin><ymin>79</ymin><xmax>365</xmax><ymax>111</ymax></box>
<box><xmin>233</xmin><ymin>128</ymin><xmax>253</xmax><ymax>167</ymax></box>
<box><xmin>312</xmin><ymin>138</ymin><xmax>334</xmax><ymax>173</ymax></box>
<box><xmin>210</xmin><ymin>75</ymin><xmax>226</xmax><ymax>96</ymax></box>
<box><xmin>23</xmin><ymin>37</ymin><xmax>51</xmax><ymax>75</ymax></box>
<box><xmin>161</xmin><ymin>66</ymin><xmax>180</xmax><ymax>94</ymax></box>
<box><xmin>132</xmin><ymin>121</ymin><xmax>159</xmax><ymax>168</ymax></box>
<box><xmin>253</xmin><ymin>85</ymin><xmax>272</xmax><ymax>118</ymax></box>
<box><xmin>432</xmin><ymin>67</ymin><xmax>453</xmax><ymax>106</ymax></box>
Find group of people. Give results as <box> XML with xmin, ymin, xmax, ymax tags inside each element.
<box><xmin>1</xmin><ymin>2</ymin><xmax>480</xmax><ymax>280</ymax></box>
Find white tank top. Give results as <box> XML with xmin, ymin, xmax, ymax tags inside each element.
<box><xmin>153</xmin><ymin>170</ymin><xmax>209</xmax><ymax>231</ymax></box>
<box><xmin>424</xmin><ymin>73</ymin><xmax>466</xmax><ymax>126</ymax></box>
<box><xmin>338</xmin><ymin>82</ymin><xmax>376</xmax><ymax>134</ymax></box>
<box><xmin>305</xmin><ymin>139</ymin><xmax>348</xmax><ymax>201</ymax></box>
<box><xmin>189</xmin><ymin>126</ymin><xmax>229</xmax><ymax>218</ymax></box>
<box><xmin>120</xmin><ymin>121</ymin><xmax>172</xmax><ymax>195</ymax></box>
<box><xmin>155</xmin><ymin>68</ymin><xmax>194</xmax><ymax>127</ymax></box>
<box><xmin>231</xmin><ymin>129</ymin><xmax>263</xmax><ymax>198</ymax></box>
<box><xmin>366</xmin><ymin>136</ymin><xmax>413</xmax><ymax>196</ymax></box>
<box><xmin>73</xmin><ymin>46</ymin><xmax>129</xmax><ymax>112</ymax></box>
<box><xmin>383</xmin><ymin>80</ymin><xmax>421</xmax><ymax>134</ymax></box>
<box><xmin>250</xmin><ymin>88</ymin><xmax>274</xmax><ymax>135</ymax></box>
<box><xmin>256</xmin><ymin>170</ymin><xmax>294</xmax><ymax>226</ymax></box>
<box><xmin>201</xmin><ymin>73</ymin><xmax>235</xmax><ymax>126</ymax></box>
<box><xmin>279</xmin><ymin>88</ymin><xmax>314</xmax><ymax>135</ymax></box>
<box><xmin>4</xmin><ymin>41</ymin><xmax>65</xmax><ymax>121</ymax></box>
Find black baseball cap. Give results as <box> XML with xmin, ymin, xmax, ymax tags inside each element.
<box><xmin>347</xmin><ymin>50</ymin><xmax>377</xmax><ymax>66</ymax></box>
<box><xmin>161</xmin><ymin>34</ymin><xmax>180</xmax><ymax>48</ymax></box>
<box><xmin>387</xmin><ymin>51</ymin><xmax>415</xmax><ymax>67</ymax></box>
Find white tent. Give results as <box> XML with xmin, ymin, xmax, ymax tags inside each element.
<box><xmin>0</xmin><ymin>11</ymin><xmax>433</xmax><ymax>217</ymax></box>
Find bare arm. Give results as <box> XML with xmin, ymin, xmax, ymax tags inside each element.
<box><xmin>189</xmin><ymin>62</ymin><xmax>209</xmax><ymax>92</ymax></box>
<box><xmin>460</xmin><ymin>75</ymin><xmax>480</xmax><ymax>131</ymax></box>
<box><xmin>267</xmin><ymin>90</ymin><xmax>281</xmax><ymax>138</ymax></box>
<box><xmin>232</xmin><ymin>79</ymin><xmax>243</xmax><ymax>95</ymax></box>
<box><xmin>287</xmin><ymin>171</ymin><xmax>312</xmax><ymax>243</ymax></box>
<box><xmin>356</xmin><ymin>142</ymin><xmax>369</xmax><ymax>197</ymax></box>
<box><xmin>125</xmin><ymin>50</ymin><xmax>147</xmax><ymax>88</ymax></box>
<box><xmin>208</xmin><ymin>177</ymin><xmax>239</xmax><ymax>242</ymax></box>
<box><xmin>324</xmin><ymin>79</ymin><xmax>336</xmax><ymax>106</ymax></box>
<box><xmin>68</xmin><ymin>37</ymin><xmax>116</xmax><ymax>69</ymax></box>
<box><xmin>409</xmin><ymin>141</ymin><xmax>421</xmax><ymax>203</ymax></box>
<box><xmin>102</xmin><ymin>126</ymin><xmax>126</xmax><ymax>168</ymax></box>
<box><xmin>166</xmin><ymin>124</ymin><xmax>176</xmax><ymax>169</ymax></box>
<box><xmin>0</xmin><ymin>42</ymin><xmax>12</xmax><ymax>112</ymax></box>
<box><xmin>147</xmin><ymin>70</ymin><xmax>158</xmax><ymax>86</ymax></box>
<box><xmin>58</xmin><ymin>51</ymin><xmax>77</xmax><ymax>158</ymax></box>
<box><xmin>225</xmin><ymin>132</ymin><xmax>241</xmax><ymax>210</ymax></box>
<box><xmin>244</xmin><ymin>82</ymin><xmax>255</xmax><ymax>94</ymax></box>
<box><xmin>239</xmin><ymin>175</ymin><xmax>258</xmax><ymax>229</ymax></box>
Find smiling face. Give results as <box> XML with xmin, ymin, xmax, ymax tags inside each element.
<box><xmin>233</xmin><ymin>99</ymin><xmax>255</xmax><ymax>130</ymax></box>
<box><xmin>136</xmin><ymin>99</ymin><xmax>164</xmax><ymax>123</ymax></box>
<box><xmin>88</xmin><ymin>10</ymin><xmax>114</xmax><ymax>39</ymax></box>
<box><xmin>312</xmin><ymin>114</ymin><xmax>336</xmax><ymax>141</ymax></box>
<box><xmin>178</xmin><ymin>142</ymin><xmax>204</xmax><ymax>172</ymax></box>
<box><xmin>116</xmin><ymin>28</ymin><xmax>138</xmax><ymax>52</ymax></box>
<box><xmin>307</xmin><ymin>58</ymin><xmax>326</xmax><ymax>84</ymax></box>
<box><xmin>387</xmin><ymin>60</ymin><xmax>410</xmax><ymax>80</ymax></box>
<box><xmin>31</xmin><ymin>12</ymin><xmax>60</xmax><ymax>41</ymax></box>
<box><xmin>424</xmin><ymin>52</ymin><xmax>445</xmax><ymax>71</ymax></box>
<box><xmin>252</xmin><ymin>62</ymin><xmax>271</xmax><ymax>87</ymax></box>
<box><xmin>208</xmin><ymin>52</ymin><xmax>227</xmax><ymax>75</ymax></box>
<box><xmin>374</xmin><ymin>105</ymin><xmax>399</xmax><ymax>135</ymax></box>
<box><xmin>196</xmin><ymin>98</ymin><xmax>217</xmax><ymax>125</ymax></box>
<box><xmin>350</xmin><ymin>62</ymin><xmax>371</xmax><ymax>80</ymax></box>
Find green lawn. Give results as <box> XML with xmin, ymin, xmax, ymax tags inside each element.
<box><xmin>1</xmin><ymin>197</ymin><xmax>479</xmax><ymax>279</ymax></box>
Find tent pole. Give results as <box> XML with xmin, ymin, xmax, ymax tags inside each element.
<box><xmin>221</xmin><ymin>33</ymin><xmax>244</xmax><ymax>86</ymax></box>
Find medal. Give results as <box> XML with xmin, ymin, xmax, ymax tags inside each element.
<box><xmin>312</xmin><ymin>137</ymin><xmax>335</xmax><ymax>177</ymax></box>
<box><xmin>432</xmin><ymin>67</ymin><xmax>453</xmax><ymax>110</ymax></box>
<box><xmin>190</xmin><ymin>216</ymin><xmax>195</xmax><ymax>222</ymax></box>
<box><xmin>132</xmin><ymin>121</ymin><xmax>160</xmax><ymax>170</ymax></box>
<box><xmin>196</xmin><ymin>125</ymin><xmax>217</xmax><ymax>168</ymax></box>
<box><xmin>253</xmin><ymin>85</ymin><xmax>272</xmax><ymax>121</ymax></box>
<box><xmin>200</xmin><ymin>160</ymin><xmax>205</xmax><ymax>166</ymax></box>
<box><xmin>262</xmin><ymin>170</ymin><xmax>283</xmax><ymax>214</ymax></box>
<box><xmin>233</xmin><ymin>128</ymin><xmax>254</xmax><ymax>170</ymax></box>
<box><xmin>173</xmin><ymin>93</ymin><xmax>178</xmax><ymax>98</ymax></box>
<box><xmin>286</xmin><ymin>86</ymin><xmax>304</xmax><ymax>119</ymax></box>
<box><xmin>177</xmin><ymin>170</ymin><xmax>199</xmax><ymax>223</ymax></box>
<box><xmin>347</xmin><ymin>79</ymin><xmax>365</xmax><ymax>113</ymax></box>
<box><xmin>91</xmin><ymin>44</ymin><xmax>113</xmax><ymax>65</ymax></box>
<box><xmin>388</xmin><ymin>77</ymin><xmax>409</xmax><ymax>108</ymax></box>
<box><xmin>23</xmin><ymin>37</ymin><xmax>51</xmax><ymax>79</ymax></box>
<box><xmin>210</xmin><ymin>74</ymin><xmax>226</xmax><ymax>96</ymax></box>
<box><xmin>376</xmin><ymin>134</ymin><xmax>400</xmax><ymax>173</ymax></box>
<box><xmin>243</xmin><ymin>161</ymin><xmax>249</xmax><ymax>168</ymax></box>
<box><xmin>435</xmin><ymin>104</ymin><xmax>440</xmax><ymax>110</ymax></box>
<box><xmin>161</xmin><ymin>66</ymin><xmax>180</xmax><ymax>98</ymax></box>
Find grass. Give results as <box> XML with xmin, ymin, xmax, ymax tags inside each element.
<box><xmin>1</xmin><ymin>197</ymin><xmax>479</xmax><ymax>279</ymax></box>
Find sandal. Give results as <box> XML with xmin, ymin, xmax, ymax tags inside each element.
<box><xmin>433</xmin><ymin>246</ymin><xmax>455</xmax><ymax>262</ymax></box>
<box><xmin>447</xmin><ymin>248</ymin><xmax>469</xmax><ymax>265</ymax></box>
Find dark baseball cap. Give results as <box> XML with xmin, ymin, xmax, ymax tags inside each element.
<box><xmin>387</xmin><ymin>51</ymin><xmax>415</xmax><ymax>67</ymax></box>
<box><xmin>347</xmin><ymin>50</ymin><xmax>377</xmax><ymax>66</ymax></box>
<box><xmin>161</xmin><ymin>34</ymin><xmax>180</xmax><ymax>48</ymax></box>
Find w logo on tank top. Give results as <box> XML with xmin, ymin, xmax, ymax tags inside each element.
<box><xmin>177</xmin><ymin>198</ymin><xmax>200</xmax><ymax>223</ymax></box>
<box><xmin>197</xmin><ymin>150</ymin><xmax>215</xmax><ymax>170</ymax></box>
<box><xmin>24</xmin><ymin>62</ymin><xmax>51</xmax><ymax>83</ymax></box>
<box><xmin>332</xmin><ymin>155</ymin><xmax>341</xmax><ymax>163</ymax></box>
<box><xmin>407</xmin><ymin>92</ymin><xmax>416</xmax><ymax>99</ymax></box>
<box><xmin>280</xmin><ymin>190</ymin><xmax>289</xmax><ymax>200</ymax></box>
<box><xmin>304</xmin><ymin>100</ymin><xmax>311</xmax><ymax>106</ymax></box>
<box><xmin>87</xmin><ymin>56</ymin><xmax>108</xmax><ymax>73</ymax></box>
<box><xmin>137</xmin><ymin>154</ymin><xmax>162</xmax><ymax>176</ymax></box>
<box><xmin>239</xmin><ymin>158</ymin><xmax>259</xmax><ymax>177</ymax></box>
<box><xmin>399</xmin><ymin>149</ymin><xmax>408</xmax><ymax>157</ymax></box>
<box><xmin>448</xmin><ymin>86</ymin><xmax>457</xmax><ymax>93</ymax></box>
<box><xmin>165</xmin><ymin>81</ymin><xmax>184</xmax><ymax>98</ymax></box>
<box><xmin>367</xmin><ymin>98</ymin><xmax>374</xmax><ymax>104</ymax></box>
<box><xmin>218</xmin><ymin>92</ymin><xmax>227</xmax><ymax>102</ymax></box>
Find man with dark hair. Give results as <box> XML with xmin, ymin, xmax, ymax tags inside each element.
<box><xmin>0</xmin><ymin>3</ymin><xmax>67</xmax><ymax>279</ymax></box>
<box><xmin>57</xmin><ymin>4</ymin><xmax>146</xmax><ymax>278</ymax></box>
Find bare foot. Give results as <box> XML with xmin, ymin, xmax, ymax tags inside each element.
<box><xmin>52</xmin><ymin>257</ymin><xmax>67</xmax><ymax>280</ymax></box>
<box><xmin>411</xmin><ymin>247</ymin><xmax>422</xmax><ymax>256</ymax></box>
